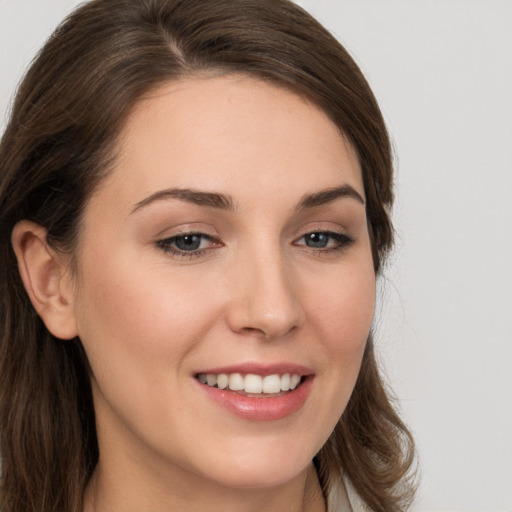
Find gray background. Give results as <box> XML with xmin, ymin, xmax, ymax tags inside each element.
<box><xmin>1</xmin><ymin>1</ymin><xmax>511</xmax><ymax>510</ymax></box>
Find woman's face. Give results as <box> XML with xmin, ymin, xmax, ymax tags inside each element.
<box><xmin>71</xmin><ymin>75</ymin><xmax>375</xmax><ymax>491</ymax></box>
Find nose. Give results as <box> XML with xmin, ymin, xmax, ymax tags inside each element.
<box><xmin>226</xmin><ymin>248</ymin><xmax>304</xmax><ymax>340</ymax></box>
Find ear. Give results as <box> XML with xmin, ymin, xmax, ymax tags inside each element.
<box><xmin>11</xmin><ymin>220</ymin><xmax>78</xmax><ymax>340</ymax></box>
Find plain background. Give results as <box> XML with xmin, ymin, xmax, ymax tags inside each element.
<box><xmin>1</xmin><ymin>1</ymin><xmax>511</xmax><ymax>511</ymax></box>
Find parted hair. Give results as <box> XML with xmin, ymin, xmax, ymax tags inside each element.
<box><xmin>0</xmin><ymin>0</ymin><xmax>416</xmax><ymax>510</ymax></box>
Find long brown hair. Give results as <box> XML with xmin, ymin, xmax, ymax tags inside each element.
<box><xmin>0</xmin><ymin>1</ymin><xmax>416</xmax><ymax>510</ymax></box>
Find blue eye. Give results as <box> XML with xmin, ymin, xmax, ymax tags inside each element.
<box><xmin>299</xmin><ymin>231</ymin><xmax>353</xmax><ymax>251</ymax></box>
<box><xmin>156</xmin><ymin>233</ymin><xmax>216</xmax><ymax>257</ymax></box>
<box><xmin>304</xmin><ymin>232</ymin><xmax>330</xmax><ymax>248</ymax></box>
<box><xmin>173</xmin><ymin>234</ymin><xmax>203</xmax><ymax>251</ymax></box>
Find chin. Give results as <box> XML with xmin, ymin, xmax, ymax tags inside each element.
<box><xmin>204</xmin><ymin>460</ymin><xmax>309</xmax><ymax>491</ymax></box>
<box><xmin>186</xmin><ymin>438</ymin><xmax>318</xmax><ymax>490</ymax></box>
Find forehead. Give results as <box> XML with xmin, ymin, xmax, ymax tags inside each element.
<box><xmin>93</xmin><ymin>74</ymin><xmax>363</xmax><ymax>212</ymax></box>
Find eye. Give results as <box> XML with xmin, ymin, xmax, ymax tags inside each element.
<box><xmin>296</xmin><ymin>231</ymin><xmax>354</xmax><ymax>251</ymax></box>
<box><xmin>156</xmin><ymin>233</ymin><xmax>219</xmax><ymax>258</ymax></box>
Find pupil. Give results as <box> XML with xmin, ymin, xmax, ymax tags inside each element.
<box><xmin>176</xmin><ymin>235</ymin><xmax>201</xmax><ymax>251</ymax></box>
<box><xmin>306</xmin><ymin>233</ymin><xmax>328</xmax><ymax>248</ymax></box>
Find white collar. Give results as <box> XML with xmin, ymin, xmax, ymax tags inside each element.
<box><xmin>325</xmin><ymin>475</ymin><xmax>370</xmax><ymax>512</ymax></box>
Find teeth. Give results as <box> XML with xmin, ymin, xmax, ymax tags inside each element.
<box><xmin>217</xmin><ymin>373</ymin><xmax>229</xmax><ymax>389</ymax></box>
<box><xmin>290</xmin><ymin>374</ymin><xmax>300</xmax><ymax>389</ymax></box>
<box><xmin>262</xmin><ymin>374</ymin><xmax>281</xmax><ymax>393</ymax></box>
<box><xmin>244</xmin><ymin>374</ymin><xmax>263</xmax><ymax>393</ymax></box>
<box><xmin>197</xmin><ymin>372</ymin><xmax>303</xmax><ymax>393</ymax></box>
<box><xmin>228</xmin><ymin>373</ymin><xmax>244</xmax><ymax>391</ymax></box>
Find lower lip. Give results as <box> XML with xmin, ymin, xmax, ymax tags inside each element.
<box><xmin>197</xmin><ymin>377</ymin><xmax>313</xmax><ymax>421</ymax></box>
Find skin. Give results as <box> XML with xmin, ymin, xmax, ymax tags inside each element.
<box><xmin>14</xmin><ymin>75</ymin><xmax>375</xmax><ymax>511</ymax></box>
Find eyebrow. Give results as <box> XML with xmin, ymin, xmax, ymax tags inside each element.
<box><xmin>131</xmin><ymin>188</ymin><xmax>234</xmax><ymax>214</ymax></box>
<box><xmin>296</xmin><ymin>185</ymin><xmax>365</xmax><ymax>210</ymax></box>
<box><xmin>131</xmin><ymin>183</ymin><xmax>364</xmax><ymax>214</ymax></box>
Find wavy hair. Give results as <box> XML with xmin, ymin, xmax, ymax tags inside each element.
<box><xmin>0</xmin><ymin>1</ymin><xmax>416</xmax><ymax>510</ymax></box>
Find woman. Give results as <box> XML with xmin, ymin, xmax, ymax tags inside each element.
<box><xmin>0</xmin><ymin>0</ymin><xmax>416</xmax><ymax>511</ymax></box>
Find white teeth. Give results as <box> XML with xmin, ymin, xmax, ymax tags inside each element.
<box><xmin>217</xmin><ymin>373</ymin><xmax>229</xmax><ymax>389</ymax></box>
<box><xmin>290</xmin><ymin>374</ymin><xmax>301</xmax><ymax>390</ymax></box>
<box><xmin>244</xmin><ymin>374</ymin><xmax>263</xmax><ymax>393</ymax></box>
<box><xmin>262</xmin><ymin>374</ymin><xmax>281</xmax><ymax>394</ymax></box>
<box><xmin>228</xmin><ymin>373</ymin><xmax>244</xmax><ymax>391</ymax></box>
<box><xmin>197</xmin><ymin>372</ymin><xmax>303</xmax><ymax>393</ymax></box>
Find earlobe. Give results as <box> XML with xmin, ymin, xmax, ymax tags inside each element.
<box><xmin>11</xmin><ymin>220</ymin><xmax>78</xmax><ymax>340</ymax></box>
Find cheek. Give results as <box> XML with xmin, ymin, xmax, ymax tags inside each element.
<box><xmin>73</xmin><ymin>252</ymin><xmax>223</xmax><ymax>383</ymax></box>
<box><xmin>309</xmin><ymin>262</ymin><xmax>375</xmax><ymax>344</ymax></box>
<box><xmin>304</xmin><ymin>258</ymin><xmax>375</xmax><ymax>394</ymax></box>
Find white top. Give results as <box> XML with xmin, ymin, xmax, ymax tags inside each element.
<box><xmin>325</xmin><ymin>476</ymin><xmax>370</xmax><ymax>512</ymax></box>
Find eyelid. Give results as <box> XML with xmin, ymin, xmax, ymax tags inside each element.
<box><xmin>152</xmin><ymin>221</ymin><xmax>220</xmax><ymax>239</ymax></box>
<box><xmin>157</xmin><ymin>232</ymin><xmax>214</xmax><ymax>246</ymax></box>
<box><xmin>296</xmin><ymin>230</ymin><xmax>353</xmax><ymax>243</ymax></box>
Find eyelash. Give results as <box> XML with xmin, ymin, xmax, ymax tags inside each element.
<box><xmin>296</xmin><ymin>231</ymin><xmax>354</xmax><ymax>252</ymax></box>
<box><xmin>156</xmin><ymin>230</ymin><xmax>354</xmax><ymax>259</ymax></box>
<box><xmin>156</xmin><ymin>233</ymin><xmax>219</xmax><ymax>259</ymax></box>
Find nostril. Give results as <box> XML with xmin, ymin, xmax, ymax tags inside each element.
<box><xmin>240</xmin><ymin>326</ymin><xmax>269</xmax><ymax>338</ymax></box>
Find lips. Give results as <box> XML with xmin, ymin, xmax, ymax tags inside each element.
<box><xmin>194</xmin><ymin>363</ymin><xmax>314</xmax><ymax>421</ymax></box>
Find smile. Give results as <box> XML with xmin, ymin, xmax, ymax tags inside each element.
<box><xmin>194</xmin><ymin>365</ymin><xmax>314</xmax><ymax>421</ymax></box>
<box><xmin>196</xmin><ymin>372</ymin><xmax>303</xmax><ymax>395</ymax></box>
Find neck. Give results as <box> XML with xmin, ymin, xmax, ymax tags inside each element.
<box><xmin>83</xmin><ymin>461</ymin><xmax>325</xmax><ymax>512</ymax></box>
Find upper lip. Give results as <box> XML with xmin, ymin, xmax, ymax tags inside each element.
<box><xmin>194</xmin><ymin>362</ymin><xmax>313</xmax><ymax>377</ymax></box>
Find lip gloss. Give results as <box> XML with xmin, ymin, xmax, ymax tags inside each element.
<box><xmin>197</xmin><ymin>376</ymin><xmax>313</xmax><ymax>421</ymax></box>
<box><xmin>194</xmin><ymin>362</ymin><xmax>314</xmax><ymax>421</ymax></box>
